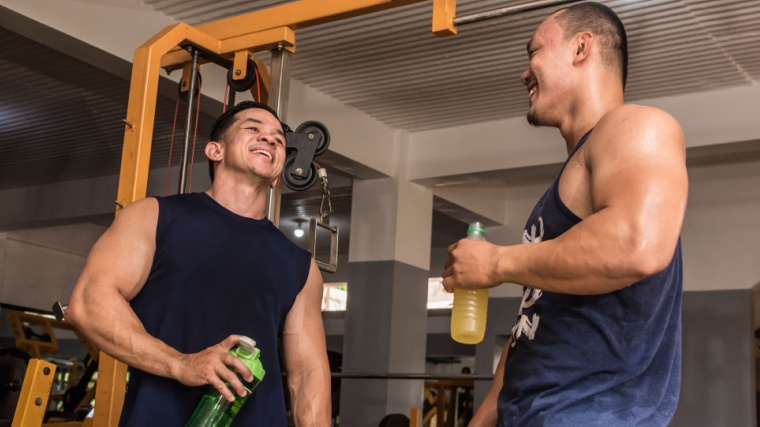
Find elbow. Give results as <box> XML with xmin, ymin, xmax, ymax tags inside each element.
<box><xmin>64</xmin><ymin>299</ymin><xmax>85</xmax><ymax>330</ymax></box>
<box><xmin>626</xmin><ymin>240</ymin><xmax>673</xmax><ymax>281</ymax></box>
<box><xmin>65</xmin><ymin>287</ymin><xmax>93</xmax><ymax>333</ymax></box>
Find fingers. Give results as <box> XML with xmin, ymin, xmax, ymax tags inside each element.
<box><xmin>213</xmin><ymin>379</ymin><xmax>236</xmax><ymax>402</ymax></box>
<box><xmin>216</xmin><ymin>357</ymin><xmax>247</xmax><ymax>401</ymax></box>
<box><xmin>441</xmin><ymin>277</ymin><xmax>454</xmax><ymax>293</ymax></box>
<box><xmin>227</xmin><ymin>352</ymin><xmax>254</xmax><ymax>383</ymax></box>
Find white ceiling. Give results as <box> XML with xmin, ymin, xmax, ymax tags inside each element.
<box><xmin>144</xmin><ymin>0</ymin><xmax>759</xmax><ymax>131</ymax></box>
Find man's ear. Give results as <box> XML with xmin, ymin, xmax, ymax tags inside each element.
<box><xmin>573</xmin><ymin>32</ymin><xmax>593</xmax><ymax>64</ymax></box>
<box><xmin>205</xmin><ymin>141</ymin><xmax>223</xmax><ymax>162</ymax></box>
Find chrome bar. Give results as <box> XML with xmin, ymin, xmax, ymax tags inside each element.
<box><xmin>178</xmin><ymin>48</ymin><xmax>200</xmax><ymax>194</ymax></box>
<box><xmin>452</xmin><ymin>0</ymin><xmax>580</xmax><ymax>26</ymax></box>
<box><xmin>264</xmin><ymin>45</ymin><xmax>292</xmax><ymax>226</ymax></box>
<box><xmin>330</xmin><ymin>372</ymin><xmax>494</xmax><ymax>381</ymax></box>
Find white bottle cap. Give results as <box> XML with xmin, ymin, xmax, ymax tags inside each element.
<box><xmin>238</xmin><ymin>336</ymin><xmax>257</xmax><ymax>354</ymax></box>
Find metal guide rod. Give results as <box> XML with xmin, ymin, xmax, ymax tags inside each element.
<box><xmin>178</xmin><ymin>48</ymin><xmax>200</xmax><ymax>194</ymax></box>
<box><xmin>330</xmin><ymin>372</ymin><xmax>494</xmax><ymax>380</ymax></box>
<box><xmin>265</xmin><ymin>45</ymin><xmax>292</xmax><ymax>226</ymax></box>
<box><xmin>227</xmin><ymin>89</ymin><xmax>236</xmax><ymax>112</ymax></box>
<box><xmin>452</xmin><ymin>0</ymin><xmax>579</xmax><ymax>26</ymax></box>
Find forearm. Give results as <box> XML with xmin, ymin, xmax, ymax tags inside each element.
<box><xmin>288</xmin><ymin>366</ymin><xmax>331</xmax><ymax>426</ymax></box>
<box><xmin>497</xmin><ymin>210</ymin><xmax>675</xmax><ymax>295</ymax></box>
<box><xmin>67</xmin><ymin>283</ymin><xmax>182</xmax><ymax>379</ymax></box>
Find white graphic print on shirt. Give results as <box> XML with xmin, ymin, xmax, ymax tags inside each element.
<box><xmin>511</xmin><ymin>217</ymin><xmax>545</xmax><ymax>347</ymax></box>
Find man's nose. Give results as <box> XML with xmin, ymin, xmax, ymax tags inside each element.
<box><xmin>521</xmin><ymin>68</ymin><xmax>532</xmax><ymax>86</ymax></box>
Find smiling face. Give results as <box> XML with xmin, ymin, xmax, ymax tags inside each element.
<box><xmin>210</xmin><ymin>107</ymin><xmax>286</xmax><ymax>186</ymax></box>
<box><xmin>521</xmin><ymin>14</ymin><xmax>575</xmax><ymax>127</ymax></box>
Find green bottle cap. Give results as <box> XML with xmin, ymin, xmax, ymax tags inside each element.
<box><xmin>232</xmin><ymin>336</ymin><xmax>266</xmax><ymax>384</ymax></box>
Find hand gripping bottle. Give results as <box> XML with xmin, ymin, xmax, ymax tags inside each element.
<box><xmin>450</xmin><ymin>222</ymin><xmax>489</xmax><ymax>344</ymax></box>
<box><xmin>186</xmin><ymin>336</ymin><xmax>265</xmax><ymax>427</ymax></box>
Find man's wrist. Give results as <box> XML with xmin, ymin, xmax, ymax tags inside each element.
<box><xmin>492</xmin><ymin>245</ymin><xmax>513</xmax><ymax>285</ymax></box>
<box><xmin>165</xmin><ymin>350</ymin><xmax>185</xmax><ymax>380</ymax></box>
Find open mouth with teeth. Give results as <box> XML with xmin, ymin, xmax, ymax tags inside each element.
<box><xmin>250</xmin><ymin>149</ymin><xmax>273</xmax><ymax>162</ymax></box>
<box><xmin>527</xmin><ymin>84</ymin><xmax>538</xmax><ymax>106</ymax></box>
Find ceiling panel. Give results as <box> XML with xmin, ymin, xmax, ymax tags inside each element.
<box><xmin>0</xmin><ymin>27</ymin><xmax>215</xmax><ymax>191</ymax></box>
<box><xmin>144</xmin><ymin>0</ymin><xmax>758</xmax><ymax>131</ymax></box>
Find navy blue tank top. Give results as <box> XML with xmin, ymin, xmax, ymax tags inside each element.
<box><xmin>498</xmin><ymin>130</ymin><xmax>682</xmax><ymax>426</ymax></box>
<box><xmin>120</xmin><ymin>192</ymin><xmax>312</xmax><ymax>426</ymax></box>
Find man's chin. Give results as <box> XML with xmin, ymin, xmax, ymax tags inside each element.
<box><xmin>527</xmin><ymin>111</ymin><xmax>540</xmax><ymax>127</ymax></box>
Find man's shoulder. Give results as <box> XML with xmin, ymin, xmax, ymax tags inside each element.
<box><xmin>589</xmin><ymin>104</ymin><xmax>685</xmax><ymax>154</ymax></box>
<box><xmin>597</xmin><ymin>104</ymin><xmax>682</xmax><ymax>136</ymax></box>
<box><xmin>116</xmin><ymin>197</ymin><xmax>159</xmax><ymax>223</ymax></box>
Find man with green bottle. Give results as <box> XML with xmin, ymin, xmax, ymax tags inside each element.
<box><xmin>67</xmin><ymin>101</ymin><xmax>332</xmax><ymax>425</ymax></box>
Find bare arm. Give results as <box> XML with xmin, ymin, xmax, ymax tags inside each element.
<box><xmin>66</xmin><ymin>198</ymin><xmax>252</xmax><ymax>401</ymax></box>
<box><xmin>443</xmin><ymin>106</ymin><xmax>687</xmax><ymax>295</ymax></box>
<box><xmin>469</xmin><ymin>338</ymin><xmax>511</xmax><ymax>427</ymax></box>
<box><xmin>282</xmin><ymin>259</ymin><xmax>332</xmax><ymax>426</ymax></box>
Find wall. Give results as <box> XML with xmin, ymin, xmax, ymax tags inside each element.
<box><xmin>0</xmin><ymin>224</ymin><xmax>106</xmax><ymax>313</ymax></box>
<box><xmin>0</xmin><ymin>223</ymin><xmax>107</xmax><ymax>358</ymax></box>
<box><xmin>672</xmin><ymin>289</ymin><xmax>756</xmax><ymax>427</ymax></box>
<box><xmin>682</xmin><ymin>158</ymin><xmax>760</xmax><ymax>291</ymax></box>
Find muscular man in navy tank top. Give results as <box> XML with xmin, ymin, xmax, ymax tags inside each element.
<box><xmin>442</xmin><ymin>3</ymin><xmax>687</xmax><ymax>426</ymax></box>
<box><xmin>67</xmin><ymin>102</ymin><xmax>331</xmax><ymax>425</ymax></box>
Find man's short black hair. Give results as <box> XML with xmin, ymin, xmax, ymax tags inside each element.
<box><xmin>207</xmin><ymin>101</ymin><xmax>290</xmax><ymax>182</ymax></box>
<box><xmin>555</xmin><ymin>2</ymin><xmax>628</xmax><ymax>89</ymax></box>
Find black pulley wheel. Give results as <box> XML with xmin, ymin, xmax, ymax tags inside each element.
<box><xmin>0</xmin><ymin>348</ymin><xmax>31</xmax><ymax>422</ymax></box>
<box><xmin>282</xmin><ymin>156</ymin><xmax>318</xmax><ymax>191</ymax></box>
<box><xmin>227</xmin><ymin>57</ymin><xmax>258</xmax><ymax>92</ymax></box>
<box><xmin>295</xmin><ymin>121</ymin><xmax>330</xmax><ymax>156</ymax></box>
<box><xmin>178</xmin><ymin>72</ymin><xmax>202</xmax><ymax>103</ymax></box>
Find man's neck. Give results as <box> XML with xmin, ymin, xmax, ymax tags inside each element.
<box><xmin>559</xmin><ymin>76</ymin><xmax>625</xmax><ymax>153</ymax></box>
<box><xmin>205</xmin><ymin>175</ymin><xmax>270</xmax><ymax>220</ymax></box>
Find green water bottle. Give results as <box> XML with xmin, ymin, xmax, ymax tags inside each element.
<box><xmin>450</xmin><ymin>222</ymin><xmax>489</xmax><ymax>344</ymax></box>
<box><xmin>185</xmin><ymin>336</ymin><xmax>266</xmax><ymax>427</ymax></box>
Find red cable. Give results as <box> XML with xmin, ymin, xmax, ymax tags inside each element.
<box><xmin>165</xmin><ymin>97</ymin><xmax>181</xmax><ymax>196</ymax></box>
<box><xmin>223</xmin><ymin>84</ymin><xmax>229</xmax><ymax>113</ymax></box>
<box><xmin>255</xmin><ymin>67</ymin><xmax>261</xmax><ymax>102</ymax></box>
<box><xmin>188</xmin><ymin>74</ymin><xmax>202</xmax><ymax>193</ymax></box>
<box><xmin>273</xmin><ymin>179</ymin><xmax>281</xmax><ymax>226</ymax></box>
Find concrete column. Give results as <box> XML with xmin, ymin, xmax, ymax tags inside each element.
<box><xmin>340</xmin><ymin>175</ymin><xmax>433</xmax><ymax>427</ymax></box>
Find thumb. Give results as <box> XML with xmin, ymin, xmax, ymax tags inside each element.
<box><xmin>219</xmin><ymin>334</ymin><xmax>242</xmax><ymax>350</ymax></box>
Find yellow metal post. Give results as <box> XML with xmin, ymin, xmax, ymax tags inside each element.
<box><xmin>432</xmin><ymin>0</ymin><xmax>457</xmax><ymax>36</ymax></box>
<box><xmin>92</xmin><ymin>353</ymin><xmax>128</xmax><ymax>427</ymax></box>
<box><xmin>409</xmin><ymin>408</ymin><xmax>420</xmax><ymax>427</ymax></box>
<box><xmin>12</xmin><ymin>359</ymin><xmax>56</xmax><ymax>427</ymax></box>
<box><xmin>115</xmin><ymin>23</ymin><xmax>223</xmax><ymax>213</ymax></box>
<box><xmin>196</xmin><ymin>0</ymin><xmax>425</xmax><ymax>39</ymax></box>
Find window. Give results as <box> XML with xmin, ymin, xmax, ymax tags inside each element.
<box><xmin>322</xmin><ymin>278</ymin><xmax>453</xmax><ymax>312</ymax></box>
<box><xmin>322</xmin><ymin>283</ymin><xmax>347</xmax><ymax>311</ymax></box>
<box><xmin>427</xmin><ymin>277</ymin><xmax>453</xmax><ymax>309</ymax></box>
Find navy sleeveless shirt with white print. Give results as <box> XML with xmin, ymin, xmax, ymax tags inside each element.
<box><xmin>497</xmin><ymin>130</ymin><xmax>683</xmax><ymax>426</ymax></box>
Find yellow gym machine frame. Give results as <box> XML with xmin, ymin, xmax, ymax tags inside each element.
<box><xmin>11</xmin><ymin>0</ymin><xmax>577</xmax><ymax>425</ymax></box>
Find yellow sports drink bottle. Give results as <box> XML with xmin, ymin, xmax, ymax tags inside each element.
<box><xmin>450</xmin><ymin>222</ymin><xmax>488</xmax><ymax>344</ymax></box>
